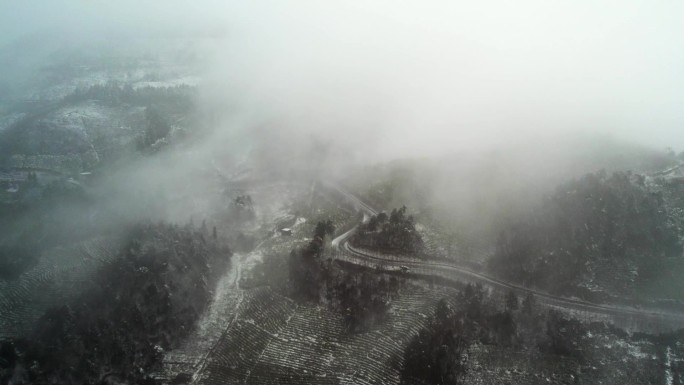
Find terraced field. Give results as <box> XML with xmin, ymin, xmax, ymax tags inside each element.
<box><xmin>0</xmin><ymin>236</ymin><xmax>121</xmax><ymax>338</ymax></box>
<box><xmin>194</xmin><ymin>285</ymin><xmax>458</xmax><ymax>385</ymax></box>
<box><xmin>196</xmin><ymin>287</ymin><xmax>297</xmax><ymax>384</ymax></box>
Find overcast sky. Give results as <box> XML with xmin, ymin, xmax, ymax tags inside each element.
<box><xmin>2</xmin><ymin>1</ymin><xmax>683</xmax><ymax>157</ymax></box>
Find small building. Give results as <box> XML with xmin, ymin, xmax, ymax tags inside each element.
<box><xmin>279</xmin><ymin>228</ymin><xmax>293</xmax><ymax>236</ymax></box>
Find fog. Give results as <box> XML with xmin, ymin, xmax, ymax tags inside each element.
<box><xmin>5</xmin><ymin>4</ymin><xmax>684</xmax><ymax>381</ymax></box>
<box><xmin>2</xmin><ymin>0</ymin><xmax>683</xmax><ymax>238</ymax></box>
<box><xmin>2</xmin><ymin>0</ymin><xmax>684</xmax><ymax>162</ymax></box>
<box><xmin>205</xmin><ymin>0</ymin><xmax>684</xmax><ymax>159</ymax></box>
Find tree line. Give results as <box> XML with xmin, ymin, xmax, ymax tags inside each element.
<box><xmin>352</xmin><ymin>206</ymin><xmax>424</xmax><ymax>255</ymax></box>
<box><xmin>488</xmin><ymin>170</ymin><xmax>682</xmax><ymax>300</ymax></box>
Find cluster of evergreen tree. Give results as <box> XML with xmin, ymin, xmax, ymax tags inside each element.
<box><xmin>353</xmin><ymin>206</ymin><xmax>424</xmax><ymax>255</ymax></box>
<box><xmin>402</xmin><ymin>299</ymin><xmax>469</xmax><ymax>385</ymax></box>
<box><xmin>403</xmin><ymin>283</ymin><xmax>683</xmax><ymax>385</ymax></box>
<box><xmin>288</xmin><ymin>220</ymin><xmax>337</xmax><ymax>301</ymax></box>
<box><xmin>401</xmin><ymin>285</ymin><xmax>601</xmax><ymax>385</ymax></box>
<box><xmin>402</xmin><ymin>285</ymin><xmax>522</xmax><ymax>385</ymax></box>
<box><xmin>288</xmin><ymin>220</ymin><xmax>400</xmax><ymax>332</ymax></box>
<box><xmin>488</xmin><ymin>170</ymin><xmax>683</xmax><ymax>299</ymax></box>
<box><xmin>136</xmin><ymin>106</ymin><xmax>171</xmax><ymax>152</ymax></box>
<box><xmin>0</xmin><ymin>222</ymin><xmax>230</xmax><ymax>385</ymax></box>
<box><xmin>328</xmin><ymin>268</ymin><xmax>399</xmax><ymax>333</ymax></box>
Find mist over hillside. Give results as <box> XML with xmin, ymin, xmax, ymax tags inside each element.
<box><xmin>1</xmin><ymin>2</ymin><xmax>684</xmax><ymax>384</ymax></box>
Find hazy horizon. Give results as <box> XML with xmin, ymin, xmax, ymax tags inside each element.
<box><xmin>2</xmin><ymin>1</ymin><xmax>683</xmax><ymax>161</ymax></box>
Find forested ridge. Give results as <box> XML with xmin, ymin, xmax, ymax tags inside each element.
<box><xmin>489</xmin><ymin>171</ymin><xmax>683</xmax><ymax>300</ymax></box>
<box><xmin>0</xmin><ymin>223</ymin><xmax>230</xmax><ymax>384</ymax></box>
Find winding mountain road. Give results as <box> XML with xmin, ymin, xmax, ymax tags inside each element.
<box><xmin>328</xmin><ymin>183</ymin><xmax>684</xmax><ymax>334</ymax></box>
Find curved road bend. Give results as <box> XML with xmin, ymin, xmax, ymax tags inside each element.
<box><xmin>327</xmin><ymin>183</ymin><xmax>684</xmax><ymax>334</ymax></box>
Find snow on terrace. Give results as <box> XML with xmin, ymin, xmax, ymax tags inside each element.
<box><xmin>195</xmin><ymin>285</ymin><xmax>456</xmax><ymax>385</ymax></box>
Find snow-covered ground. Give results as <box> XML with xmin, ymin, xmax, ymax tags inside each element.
<box><xmin>133</xmin><ymin>75</ymin><xmax>201</xmax><ymax>89</ymax></box>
